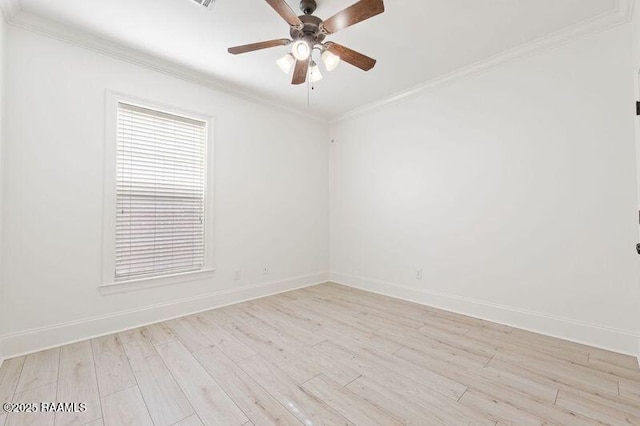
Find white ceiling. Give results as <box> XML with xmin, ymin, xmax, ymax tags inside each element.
<box><xmin>17</xmin><ymin>0</ymin><xmax>618</xmax><ymax>119</ymax></box>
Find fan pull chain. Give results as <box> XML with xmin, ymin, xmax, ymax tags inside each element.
<box><xmin>306</xmin><ymin>62</ymin><xmax>316</xmax><ymax>108</ymax></box>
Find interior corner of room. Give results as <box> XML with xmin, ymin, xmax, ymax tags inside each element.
<box><xmin>0</xmin><ymin>0</ymin><xmax>640</xmax><ymax>423</ymax></box>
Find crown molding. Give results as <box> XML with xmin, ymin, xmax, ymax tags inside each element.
<box><xmin>330</xmin><ymin>0</ymin><xmax>635</xmax><ymax>124</ymax></box>
<box><xmin>0</xmin><ymin>0</ymin><xmax>18</xmax><ymax>22</ymax></box>
<box><xmin>1</xmin><ymin>3</ymin><xmax>329</xmax><ymax>124</ymax></box>
<box><xmin>1</xmin><ymin>0</ymin><xmax>634</xmax><ymax>126</ymax></box>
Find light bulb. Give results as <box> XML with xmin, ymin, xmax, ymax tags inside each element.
<box><xmin>276</xmin><ymin>53</ymin><xmax>295</xmax><ymax>74</ymax></box>
<box><xmin>291</xmin><ymin>40</ymin><xmax>311</xmax><ymax>61</ymax></box>
<box><xmin>321</xmin><ymin>50</ymin><xmax>340</xmax><ymax>71</ymax></box>
<box><xmin>309</xmin><ymin>61</ymin><xmax>323</xmax><ymax>82</ymax></box>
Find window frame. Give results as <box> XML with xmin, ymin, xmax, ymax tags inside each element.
<box><xmin>101</xmin><ymin>91</ymin><xmax>215</xmax><ymax>294</ymax></box>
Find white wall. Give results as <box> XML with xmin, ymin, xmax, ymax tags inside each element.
<box><xmin>632</xmin><ymin>6</ymin><xmax>640</xmax><ymax>363</ymax></box>
<box><xmin>2</xmin><ymin>12</ymin><xmax>639</xmax><ymax>360</ymax></box>
<box><xmin>330</xmin><ymin>24</ymin><xmax>640</xmax><ymax>355</ymax></box>
<box><xmin>0</xmin><ymin>26</ymin><xmax>329</xmax><ymax>357</ymax></box>
<box><xmin>0</xmin><ymin>11</ymin><xmax>6</xmax><ymax>361</ymax></box>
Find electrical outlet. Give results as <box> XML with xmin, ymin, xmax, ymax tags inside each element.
<box><xmin>263</xmin><ymin>266</ymin><xmax>269</xmax><ymax>275</ymax></box>
<box><xmin>416</xmin><ymin>269</ymin><xmax>423</xmax><ymax>280</ymax></box>
<box><xmin>234</xmin><ymin>270</ymin><xmax>242</xmax><ymax>280</ymax></box>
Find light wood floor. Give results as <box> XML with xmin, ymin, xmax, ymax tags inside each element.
<box><xmin>1</xmin><ymin>283</ymin><xmax>639</xmax><ymax>426</ymax></box>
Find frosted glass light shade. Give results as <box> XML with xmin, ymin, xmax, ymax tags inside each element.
<box><xmin>291</xmin><ymin>40</ymin><xmax>311</xmax><ymax>61</ymax></box>
<box><xmin>309</xmin><ymin>61</ymin><xmax>323</xmax><ymax>82</ymax></box>
<box><xmin>276</xmin><ymin>53</ymin><xmax>295</xmax><ymax>74</ymax></box>
<box><xmin>321</xmin><ymin>50</ymin><xmax>340</xmax><ymax>71</ymax></box>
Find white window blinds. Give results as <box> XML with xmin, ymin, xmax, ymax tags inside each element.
<box><xmin>116</xmin><ymin>102</ymin><xmax>207</xmax><ymax>281</ymax></box>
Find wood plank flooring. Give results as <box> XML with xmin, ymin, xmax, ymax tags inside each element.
<box><xmin>0</xmin><ymin>283</ymin><xmax>639</xmax><ymax>425</ymax></box>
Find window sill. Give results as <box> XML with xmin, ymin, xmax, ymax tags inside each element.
<box><xmin>99</xmin><ymin>268</ymin><xmax>216</xmax><ymax>295</ymax></box>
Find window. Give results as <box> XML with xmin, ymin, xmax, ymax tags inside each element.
<box><xmin>102</xmin><ymin>93</ymin><xmax>214</xmax><ymax>291</ymax></box>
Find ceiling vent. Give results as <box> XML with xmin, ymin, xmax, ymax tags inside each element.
<box><xmin>192</xmin><ymin>0</ymin><xmax>215</xmax><ymax>9</ymax></box>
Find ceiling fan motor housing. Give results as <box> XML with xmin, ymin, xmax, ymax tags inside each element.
<box><xmin>290</xmin><ymin>14</ymin><xmax>326</xmax><ymax>44</ymax></box>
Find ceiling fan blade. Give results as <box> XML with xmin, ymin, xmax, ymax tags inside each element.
<box><xmin>326</xmin><ymin>43</ymin><xmax>376</xmax><ymax>71</ymax></box>
<box><xmin>292</xmin><ymin>58</ymin><xmax>310</xmax><ymax>85</ymax></box>
<box><xmin>264</xmin><ymin>0</ymin><xmax>303</xmax><ymax>27</ymax></box>
<box><xmin>321</xmin><ymin>0</ymin><xmax>384</xmax><ymax>34</ymax></box>
<box><xmin>228</xmin><ymin>39</ymin><xmax>291</xmax><ymax>55</ymax></box>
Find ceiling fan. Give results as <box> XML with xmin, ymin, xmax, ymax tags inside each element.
<box><xmin>227</xmin><ymin>0</ymin><xmax>385</xmax><ymax>85</ymax></box>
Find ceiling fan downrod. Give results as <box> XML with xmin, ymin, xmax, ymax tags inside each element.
<box><xmin>299</xmin><ymin>0</ymin><xmax>317</xmax><ymax>15</ymax></box>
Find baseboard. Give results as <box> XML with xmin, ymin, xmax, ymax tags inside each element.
<box><xmin>331</xmin><ymin>272</ymin><xmax>640</xmax><ymax>357</ymax></box>
<box><xmin>0</xmin><ymin>271</ymin><xmax>329</xmax><ymax>359</ymax></box>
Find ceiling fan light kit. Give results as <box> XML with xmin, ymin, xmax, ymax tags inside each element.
<box><xmin>228</xmin><ymin>0</ymin><xmax>384</xmax><ymax>85</ymax></box>
<box><xmin>292</xmin><ymin>39</ymin><xmax>312</xmax><ymax>61</ymax></box>
<box><xmin>309</xmin><ymin>60</ymin><xmax>323</xmax><ymax>82</ymax></box>
<box><xmin>276</xmin><ymin>53</ymin><xmax>296</xmax><ymax>74</ymax></box>
<box><xmin>321</xmin><ymin>50</ymin><xmax>340</xmax><ymax>71</ymax></box>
